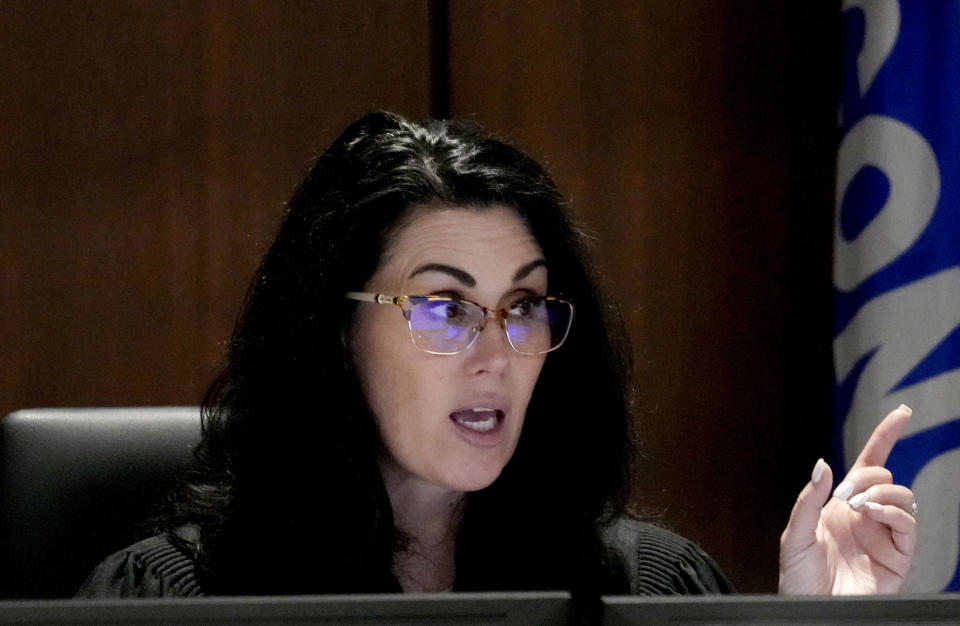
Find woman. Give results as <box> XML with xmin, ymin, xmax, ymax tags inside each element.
<box><xmin>79</xmin><ymin>112</ymin><xmax>915</xmax><ymax>599</ymax></box>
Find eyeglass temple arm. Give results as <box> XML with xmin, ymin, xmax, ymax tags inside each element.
<box><xmin>345</xmin><ymin>291</ymin><xmax>398</xmax><ymax>305</ymax></box>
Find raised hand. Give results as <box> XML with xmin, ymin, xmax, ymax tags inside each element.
<box><xmin>779</xmin><ymin>405</ymin><xmax>917</xmax><ymax>595</ymax></box>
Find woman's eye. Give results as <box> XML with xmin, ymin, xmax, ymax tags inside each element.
<box><xmin>444</xmin><ymin>301</ymin><xmax>467</xmax><ymax>319</ymax></box>
<box><xmin>510</xmin><ymin>299</ymin><xmax>535</xmax><ymax>317</ymax></box>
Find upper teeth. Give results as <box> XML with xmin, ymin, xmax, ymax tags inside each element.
<box><xmin>459</xmin><ymin>416</ymin><xmax>497</xmax><ymax>431</ymax></box>
<box><xmin>473</xmin><ymin>407</ymin><xmax>494</xmax><ymax>412</ymax></box>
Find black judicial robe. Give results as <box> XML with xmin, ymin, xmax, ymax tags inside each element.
<box><xmin>76</xmin><ymin>518</ymin><xmax>733</xmax><ymax>597</ymax></box>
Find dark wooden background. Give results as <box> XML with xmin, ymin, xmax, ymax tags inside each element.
<box><xmin>0</xmin><ymin>1</ymin><xmax>840</xmax><ymax>592</ymax></box>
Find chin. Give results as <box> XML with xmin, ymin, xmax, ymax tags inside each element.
<box><xmin>440</xmin><ymin>463</ymin><xmax>506</xmax><ymax>492</ymax></box>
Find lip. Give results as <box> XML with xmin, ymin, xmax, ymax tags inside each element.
<box><xmin>449</xmin><ymin>398</ymin><xmax>509</xmax><ymax>447</ymax></box>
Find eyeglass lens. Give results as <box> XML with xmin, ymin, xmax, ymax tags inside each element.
<box><xmin>406</xmin><ymin>297</ymin><xmax>571</xmax><ymax>354</ymax></box>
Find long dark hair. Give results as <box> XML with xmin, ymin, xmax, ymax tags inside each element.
<box><xmin>166</xmin><ymin>112</ymin><xmax>636</xmax><ymax>597</ymax></box>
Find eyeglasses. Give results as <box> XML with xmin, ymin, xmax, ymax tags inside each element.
<box><xmin>345</xmin><ymin>292</ymin><xmax>574</xmax><ymax>355</ymax></box>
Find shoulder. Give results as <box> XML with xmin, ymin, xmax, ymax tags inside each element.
<box><xmin>75</xmin><ymin>526</ymin><xmax>204</xmax><ymax>598</ymax></box>
<box><xmin>602</xmin><ymin>517</ymin><xmax>735</xmax><ymax>595</ymax></box>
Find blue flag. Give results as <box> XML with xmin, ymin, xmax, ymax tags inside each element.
<box><xmin>834</xmin><ymin>0</ymin><xmax>960</xmax><ymax>592</ymax></box>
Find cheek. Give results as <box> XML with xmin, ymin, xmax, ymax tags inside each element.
<box><xmin>350</xmin><ymin>308</ymin><xmax>406</xmax><ymax>416</ymax></box>
<box><xmin>512</xmin><ymin>357</ymin><xmax>547</xmax><ymax>420</ymax></box>
<box><xmin>351</xmin><ymin>308</ymin><xmax>449</xmax><ymax>436</ymax></box>
<box><xmin>521</xmin><ymin>357</ymin><xmax>547</xmax><ymax>394</ymax></box>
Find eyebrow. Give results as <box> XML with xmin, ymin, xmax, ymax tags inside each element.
<box><xmin>408</xmin><ymin>263</ymin><xmax>475</xmax><ymax>286</ymax></box>
<box><xmin>513</xmin><ymin>259</ymin><xmax>547</xmax><ymax>282</ymax></box>
<box><xmin>408</xmin><ymin>259</ymin><xmax>547</xmax><ymax>286</ymax></box>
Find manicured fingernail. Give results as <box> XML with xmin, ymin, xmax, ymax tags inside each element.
<box><xmin>833</xmin><ymin>480</ymin><xmax>855</xmax><ymax>501</ymax></box>
<box><xmin>864</xmin><ymin>501</ymin><xmax>883</xmax><ymax>512</ymax></box>
<box><xmin>811</xmin><ymin>458</ymin><xmax>828</xmax><ymax>484</ymax></box>
<box><xmin>848</xmin><ymin>491</ymin><xmax>870</xmax><ymax>510</ymax></box>
<box><xmin>898</xmin><ymin>404</ymin><xmax>912</xmax><ymax>415</ymax></box>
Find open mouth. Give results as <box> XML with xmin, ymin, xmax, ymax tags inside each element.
<box><xmin>449</xmin><ymin>408</ymin><xmax>504</xmax><ymax>432</ymax></box>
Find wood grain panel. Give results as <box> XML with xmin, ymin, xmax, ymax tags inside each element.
<box><xmin>449</xmin><ymin>0</ymin><xmax>838</xmax><ymax>591</ymax></box>
<box><xmin>0</xmin><ymin>1</ymin><xmax>431</xmax><ymax>414</ymax></box>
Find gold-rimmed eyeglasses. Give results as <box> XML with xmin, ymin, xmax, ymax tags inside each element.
<box><xmin>345</xmin><ymin>292</ymin><xmax>574</xmax><ymax>355</ymax></box>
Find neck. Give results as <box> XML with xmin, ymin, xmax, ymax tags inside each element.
<box><xmin>380</xmin><ymin>458</ymin><xmax>465</xmax><ymax>592</ymax></box>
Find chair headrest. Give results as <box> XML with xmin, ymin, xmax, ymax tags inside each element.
<box><xmin>0</xmin><ymin>407</ymin><xmax>202</xmax><ymax>598</ymax></box>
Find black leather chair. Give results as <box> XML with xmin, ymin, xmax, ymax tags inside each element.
<box><xmin>0</xmin><ymin>407</ymin><xmax>201</xmax><ymax>598</ymax></box>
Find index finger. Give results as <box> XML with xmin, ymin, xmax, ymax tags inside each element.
<box><xmin>851</xmin><ymin>404</ymin><xmax>912</xmax><ymax>470</ymax></box>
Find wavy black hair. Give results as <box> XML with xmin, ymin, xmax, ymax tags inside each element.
<box><xmin>166</xmin><ymin>112</ymin><xmax>636</xmax><ymax>598</ymax></box>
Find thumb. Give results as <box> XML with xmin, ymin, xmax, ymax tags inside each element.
<box><xmin>781</xmin><ymin>458</ymin><xmax>833</xmax><ymax>554</ymax></box>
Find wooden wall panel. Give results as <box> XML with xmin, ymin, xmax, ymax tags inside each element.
<box><xmin>0</xmin><ymin>1</ymin><xmax>431</xmax><ymax>414</ymax></box>
<box><xmin>449</xmin><ymin>1</ymin><xmax>838</xmax><ymax>591</ymax></box>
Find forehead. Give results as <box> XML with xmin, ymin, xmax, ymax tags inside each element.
<box><xmin>376</xmin><ymin>204</ymin><xmax>544</xmax><ymax>285</ymax></box>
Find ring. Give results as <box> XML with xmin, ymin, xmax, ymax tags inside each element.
<box><xmin>910</xmin><ymin>501</ymin><xmax>918</xmax><ymax>519</ymax></box>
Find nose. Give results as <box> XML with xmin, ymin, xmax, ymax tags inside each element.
<box><xmin>464</xmin><ymin>315</ymin><xmax>511</xmax><ymax>374</ymax></box>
